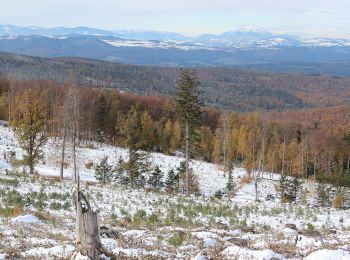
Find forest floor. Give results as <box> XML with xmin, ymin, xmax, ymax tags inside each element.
<box><xmin>0</xmin><ymin>123</ymin><xmax>349</xmax><ymax>259</ymax></box>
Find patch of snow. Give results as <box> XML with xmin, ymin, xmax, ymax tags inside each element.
<box><xmin>305</xmin><ymin>249</ymin><xmax>350</xmax><ymax>260</ymax></box>
<box><xmin>192</xmin><ymin>253</ymin><xmax>208</xmax><ymax>260</ymax></box>
<box><xmin>296</xmin><ymin>235</ymin><xmax>323</xmax><ymax>249</ymax></box>
<box><xmin>11</xmin><ymin>214</ymin><xmax>41</xmax><ymax>224</ymax></box>
<box><xmin>203</xmin><ymin>238</ymin><xmax>217</xmax><ymax>248</ymax></box>
<box><xmin>22</xmin><ymin>245</ymin><xmax>75</xmax><ymax>257</ymax></box>
<box><xmin>222</xmin><ymin>246</ymin><xmax>285</xmax><ymax>260</ymax></box>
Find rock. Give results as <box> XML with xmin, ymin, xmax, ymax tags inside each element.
<box><xmin>215</xmin><ymin>222</ymin><xmax>228</xmax><ymax>230</ymax></box>
<box><xmin>100</xmin><ymin>226</ymin><xmax>119</xmax><ymax>239</ymax></box>
<box><xmin>118</xmin><ymin>217</ymin><xmax>132</xmax><ymax>227</ymax></box>
<box><xmin>241</xmin><ymin>227</ymin><xmax>255</xmax><ymax>234</ymax></box>
<box><xmin>285</xmin><ymin>223</ymin><xmax>298</xmax><ymax>230</ymax></box>
<box><xmin>227</xmin><ymin>237</ymin><xmax>248</xmax><ymax>247</ymax></box>
<box><xmin>177</xmin><ymin>230</ymin><xmax>186</xmax><ymax>239</ymax></box>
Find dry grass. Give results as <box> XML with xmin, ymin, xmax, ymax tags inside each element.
<box><xmin>0</xmin><ymin>207</ymin><xmax>24</xmax><ymax>218</ymax></box>
<box><xmin>268</xmin><ymin>242</ymin><xmax>298</xmax><ymax>257</ymax></box>
<box><xmin>239</xmin><ymin>174</ymin><xmax>253</xmax><ymax>185</ymax></box>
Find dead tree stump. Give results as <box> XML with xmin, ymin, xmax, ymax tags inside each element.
<box><xmin>75</xmin><ymin>191</ymin><xmax>102</xmax><ymax>259</ymax></box>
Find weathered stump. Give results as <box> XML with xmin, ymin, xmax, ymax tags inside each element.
<box><xmin>75</xmin><ymin>192</ymin><xmax>101</xmax><ymax>259</ymax></box>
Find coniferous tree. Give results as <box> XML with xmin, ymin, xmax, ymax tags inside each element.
<box><xmin>128</xmin><ymin>149</ymin><xmax>150</xmax><ymax>187</ymax></box>
<box><xmin>148</xmin><ymin>165</ymin><xmax>163</xmax><ymax>189</ymax></box>
<box><xmin>280</xmin><ymin>175</ymin><xmax>302</xmax><ymax>203</ymax></box>
<box><xmin>123</xmin><ymin>106</ymin><xmax>150</xmax><ymax>187</ymax></box>
<box><xmin>165</xmin><ymin>169</ymin><xmax>177</xmax><ymax>192</ymax></box>
<box><xmin>114</xmin><ymin>156</ymin><xmax>127</xmax><ymax>184</ymax></box>
<box><xmin>176</xmin><ymin>161</ymin><xmax>199</xmax><ymax>194</ymax></box>
<box><xmin>95</xmin><ymin>156</ymin><xmax>113</xmax><ymax>185</ymax></box>
<box><xmin>175</xmin><ymin>69</ymin><xmax>202</xmax><ymax>195</ymax></box>
<box><xmin>13</xmin><ymin>88</ymin><xmax>47</xmax><ymax>175</ymax></box>
<box><xmin>226</xmin><ymin>168</ymin><xmax>235</xmax><ymax>198</ymax></box>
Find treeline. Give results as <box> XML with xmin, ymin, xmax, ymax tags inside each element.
<box><xmin>1</xmin><ymin>77</ymin><xmax>350</xmax><ymax>188</ymax></box>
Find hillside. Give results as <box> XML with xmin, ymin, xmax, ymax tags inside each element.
<box><xmin>1</xmin><ymin>52</ymin><xmax>350</xmax><ymax>112</ymax></box>
<box><xmin>0</xmin><ymin>124</ymin><xmax>349</xmax><ymax>259</ymax></box>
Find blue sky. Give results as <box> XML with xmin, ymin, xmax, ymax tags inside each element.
<box><xmin>1</xmin><ymin>0</ymin><xmax>350</xmax><ymax>37</ymax></box>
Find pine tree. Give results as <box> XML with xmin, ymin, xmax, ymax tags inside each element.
<box><xmin>280</xmin><ymin>175</ymin><xmax>302</xmax><ymax>203</ymax></box>
<box><xmin>176</xmin><ymin>161</ymin><xmax>199</xmax><ymax>194</ymax></box>
<box><xmin>165</xmin><ymin>169</ymin><xmax>177</xmax><ymax>192</ymax></box>
<box><xmin>95</xmin><ymin>156</ymin><xmax>113</xmax><ymax>185</ymax></box>
<box><xmin>114</xmin><ymin>156</ymin><xmax>127</xmax><ymax>185</ymax></box>
<box><xmin>128</xmin><ymin>149</ymin><xmax>150</xmax><ymax>188</ymax></box>
<box><xmin>316</xmin><ymin>183</ymin><xmax>332</xmax><ymax>207</ymax></box>
<box><xmin>13</xmin><ymin>88</ymin><xmax>47</xmax><ymax>175</ymax></box>
<box><xmin>148</xmin><ymin>165</ymin><xmax>163</xmax><ymax>189</ymax></box>
<box><xmin>175</xmin><ymin>69</ymin><xmax>202</xmax><ymax>195</ymax></box>
<box><xmin>226</xmin><ymin>169</ymin><xmax>235</xmax><ymax>198</ymax></box>
<box><xmin>121</xmin><ymin>106</ymin><xmax>151</xmax><ymax>188</ymax></box>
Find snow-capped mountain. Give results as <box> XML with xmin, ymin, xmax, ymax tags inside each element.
<box><xmin>0</xmin><ymin>25</ymin><xmax>350</xmax><ymax>75</ymax></box>
<box><xmin>1</xmin><ymin>24</ymin><xmax>349</xmax><ymax>49</ymax></box>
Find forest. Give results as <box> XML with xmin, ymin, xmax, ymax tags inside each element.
<box><xmin>1</xmin><ymin>75</ymin><xmax>350</xmax><ymax>191</ymax></box>
<box><xmin>1</xmin><ymin>52</ymin><xmax>350</xmax><ymax>111</ymax></box>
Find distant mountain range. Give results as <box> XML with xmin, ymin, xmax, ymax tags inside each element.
<box><xmin>0</xmin><ymin>24</ymin><xmax>350</xmax><ymax>75</ymax></box>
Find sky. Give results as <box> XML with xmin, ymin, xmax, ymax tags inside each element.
<box><xmin>0</xmin><ymin>0</ymin><xmax>350</xmax><ymax>37</ymax></box>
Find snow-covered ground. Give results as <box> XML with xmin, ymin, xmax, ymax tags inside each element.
<box><xmin>0</xmin><ymin>124</ymin><xmax>349</xmax><ymax>259</ymax></box>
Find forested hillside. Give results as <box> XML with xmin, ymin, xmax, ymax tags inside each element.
<box><xmin>1</xmin><ymin>70</ymin><xmax>350</xmax><ymax>259</ymax></box>
<box><xmin>1</xmin><ymin>77</ymin><xmax>350</xmax><ymax>187</ymax></box>
<box><xmin>1</xmin><ymin>52</ymin><xmax>350</xmax><ymax>111</ymax></box>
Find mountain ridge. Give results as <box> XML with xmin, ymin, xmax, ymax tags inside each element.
<box><xmin>1</xmin><ymin>51</ymin><xmax>350</xmax><ymax>112</ymax></box>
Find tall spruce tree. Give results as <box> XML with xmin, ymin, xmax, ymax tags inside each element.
<box><xmin>175</xmin><ymin>69</ymin><xmax>202</xmax><ymax>195</ymax></box>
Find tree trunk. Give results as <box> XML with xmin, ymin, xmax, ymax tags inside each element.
<box><xmin>282</xmin><ymin>136</ymin><xmax>286</xmax><ymax>176</ymax></box>
<box><xmin>271</xmin><ymin>152</ymin><xmax>275</xmax><ymax>180</ymax></box>
<box><xmin>185</xmin><ymin>123</ymin><xmax>189</xmax><ymax>195</ymax></box>
<box><xmin>60</xmin><ymin>128</ymin><xmax>66</xmax><ymax>181</ymax></box>
<box><xmin>29</xmin><ymin>162</ymin><xmax>34</xmax><ymax>175</ymax></box>
<box><xmin>75</xmin><ymin>192</ymin><xmax>101</xmax><ymax>259</ymax></box>
<box><xmin>73</xmin><ymin>131</ymin><xmax>77</xmax><ymax>182</ymax></box>
<box><xmin>255</xmin><ymin>178</ymin><xmax>258</xmax><ymax>202</ymax></box>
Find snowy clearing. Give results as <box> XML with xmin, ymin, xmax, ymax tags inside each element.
<box><xmin>0</xmin><ymin>124</ymin><xmax>349</xmax><ymax>259</ymax></box>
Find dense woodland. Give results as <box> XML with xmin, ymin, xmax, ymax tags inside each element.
<box><xmin>2</xmin><ymin>52</ymin><xmax>350</xmax><ymax>111</ymax></box>
<box><xmin>1</xmin><ymin>75</ymin><xmax>350</xmax><ymax>194</ymax></box>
